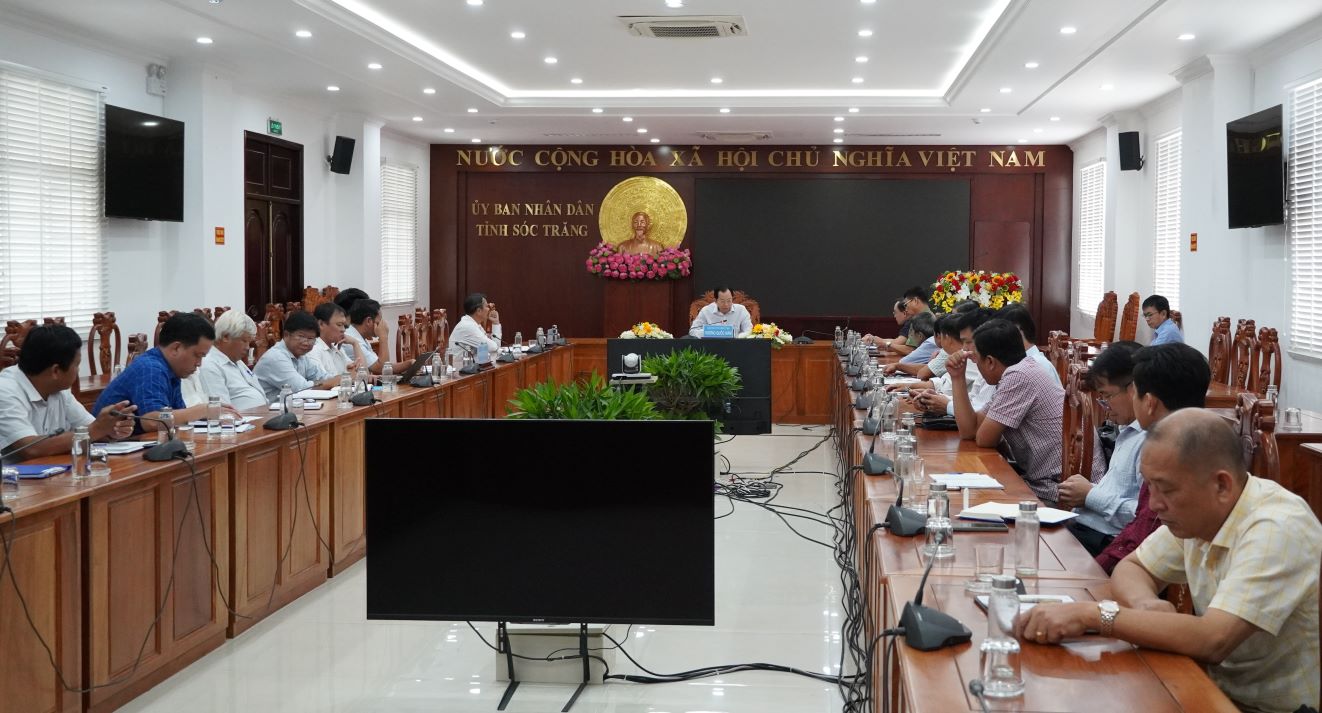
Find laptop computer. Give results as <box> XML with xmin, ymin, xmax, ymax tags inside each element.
<box><xmin>396</xmin><ymin>350</ymin><xmax>437</xmax><ymax>382</ymax></box>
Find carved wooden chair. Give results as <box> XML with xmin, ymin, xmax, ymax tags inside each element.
<box><xmin>264</xmin><ymin>304</ymin><xmax>286</xmax><ymax>340</ymax></box>
<box><xmin>1236</xmin><ymin>392</ymin><xmax>1281</xmax><ymax>481</ymax></box>
<box><xmin>214</xmin><ymin>306</ymin><xmax>230</xmax><ymax>321</ymax></box>
<box><xmin>42</xmin><ymin>316</ymin><xmax>66</xmax><ymax>328</ymax></box>
<box><xmin>1061</xmin><ymin>362</ymin><xmax>1097</xmax><ymax>481</ymax></box>
<box><xmin>1091</xmin><ymin>291</ymin><xmax>1118</xmax><ymax>344</ymax></box>
<box><xmin>284</xmin><ymin>301</ymin><xmax>303</xmax><ymax>316</ymax></box>
<box><xmin>125</xmin><ymin>333</ymin><xmax>148</xmax><ymax>365</ymax></box>
<box><xmin>1229</xmin><ymin>319</ymin><xmax>1258</xmax><ymax>392</ymax></box>
<box><xmin>152</xmin><ymin>310</ymin><xmax>178</xmax><ymax>347</ymax></box>
<box><xmin>0</xmin><ymin>319</ymin><xmax>36</xmax><ymax>371</ymax></box>
<box><xmin>1252</xmin><ymin>327</ymin><xmax>1282</xmax><ymax>398</ymax></box>
<box><xmin>321</xmin><ymin>285</ymin><xmax>340</xmax><ymax>305</ymax></box>
<box><xmin>303</xmin><ymin>286</ymin><xmax>323</xmax><ymax>311</ymax></box>
<box><xmin>396</xmin><ymin>314</ymin><xmax>418</xmax><ymax>362</ymax></box>
<box><xmin>431</xmin><ymin>309</ymin><xmax>449</xmax><ymax>351</ymax></box>
<box><xmin>1118</xmin><ymin>292</ymin><xmax>1140</xmax><ymax>342</ymax></box>
<box><xmin>1207</xmin><ymin>317</ymin><xmax>1232</xmax><ymax>385</ymax></box>
<box><xmin>1046</xmin><ymin>331</ymin><xmax>1071</xmax><ymax>384</ymax></box>
<box><xmin>1171</xmin><ymin>310</ymin><xmax>1183</xmax><ymax>331</ymax></box>
<box><xmin>688</xmin><ymin>290</ymin><xmax>762</xmax><ymax>326</ymax></box>
<box><xmin>250</xmin><ymin>320</ymin><xmax>274</xmax><ymax>365</ymax></box>
<box><xmin>86</xmin><ymin>312</ymin><xmax>122</xmax><ymax>376</ymax></box>
<box><xmin>193</xmin><ymin>307</ymin><xmax>215</xmax><ymax>324</ymax></box>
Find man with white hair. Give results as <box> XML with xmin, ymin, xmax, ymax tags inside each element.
<box><xmin>199</xmin><ymin>310</ymin><xmax>268</xmax><ymax>410</ymax></box>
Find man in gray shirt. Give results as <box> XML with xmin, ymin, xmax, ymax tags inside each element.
<box><xmin>253</xmin><ymin>311</ymin><xmax>343</xmax><ymax>403</ymax></box>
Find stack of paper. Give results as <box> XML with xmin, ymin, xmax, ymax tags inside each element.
<box><xmin>95</xmin><ymin>441</ymin><xmax>149</xmax><ymax>455</ymax></box>
<box><xmin>292</xmin><ymin>389</ymin><xmax>338</xmax><ymax>400</ymax></box>
<box><xmin>957</xmin><ymin>501</ymin><xmax>1078</xmax><ymax>525</ymax></box>
<box><xmin>930</xmin><ymin>473</ymin><xmax>1004</xmax><ymax>490</ymax></box>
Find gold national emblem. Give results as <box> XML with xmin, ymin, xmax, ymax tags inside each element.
<box><xmin>598</xmin><ymin>176</ymin><xmax>687</xmax><ymax>249</ymax></box>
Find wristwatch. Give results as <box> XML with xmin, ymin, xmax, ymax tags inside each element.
<box><xmin>1098</xmin><ymin>600</ymin><xmax>1120</xmax><ymax>637</ymax></box>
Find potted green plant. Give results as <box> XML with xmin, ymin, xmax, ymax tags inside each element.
<box><xmin>506</xmin><ymin>373</ymin><xmax>661</xmax><ymax>420</ymax></box>
<box><xmin>642</xmin><ymin>348</ymin><xmax>742</xmax><ymax>427</ymax></box>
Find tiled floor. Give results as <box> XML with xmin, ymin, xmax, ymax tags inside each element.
<box><xmin>121</xmin><ymin>425</ymin><xmax>852</xmax><ymax>712</ymax></box>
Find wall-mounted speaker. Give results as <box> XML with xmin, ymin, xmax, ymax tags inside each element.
<box><xmin>328</xmin><ymin>136</ymin><xmax>356</xmax><ymax>174</ymax></box>
<box><xmin>1119</xmin><ymin>131</ymin><xmax>1144</xmax><ymax>171</ymax></box>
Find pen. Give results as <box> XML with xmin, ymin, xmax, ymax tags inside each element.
<box><xmin>43</xmin><ymin>467</ymin><xmax>65</xmax><ymax>476</ymax></box>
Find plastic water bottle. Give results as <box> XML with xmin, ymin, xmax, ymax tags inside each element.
<box><xmin>382</xmin><ymin>360</ymin><xmax>394</xmax><ymax>392</ymax></box>
<box><xmin>923</xmin><ymin>483</ymin><xmax>955</xmax><ymax>558</ymax></box>
<box><xmin>206</xmin><ymin>395</ymin><xmax>222</xmax><ymax>437</ymax></box>
<box><xmin>834</xmin><ymin>326</ymin><xmax>844</xmax><ymax>350</ymax></box>
<box><xmin>536</xmin><ymin>327</ymin><xmax>546</xmax><ymax>349</ymax></box>
<box><xmin>338</xmin><ymin>374</ymin><xmax>352</xmax><ymax>408</ymax></box>
<box><xmin>1015</xmin><ymin>501</ymin><xmax>1040</xmax><ymax>577</ymax></box>
<box><xmin>290</xmin><ymin>387</ymin><xmax>304</xmax><ymax>412</ymax></box>
<box><xmin>356</xmin><ymin>366</ymin><xmax>370</xmax><ymax>391</ymax></box>
<box><xmin>978</xmin><ymin>575</ymin><xmax>1025</xmax><ymax>698</ymax></box>
<box><xmin>513</xmin><ymin>331</ymin><xmax>524</xmax><ymax>358</ymax></box>
<box><xmin>278</xmin><ymin>384</ymin><xmax>293</xmax><ymax>414</ymax></box>
<box><xmin>1265</xmin><ymin>385</ymin><xmax>1279</xmax><ymax>406</ymax></box>
<box><xmin>71</xmin><ymin>425</ymin><xmax>92</xmax><ymax>480</ymax></box>
<box><xmin>431</xmin><ymin>353</ymin><xmax>443</xmax><ymax>385</ymax></box>
<box><xmin>551</xmin><ymin>324</ymin><xmax>561</xmax><ymax>344</ymax></box>
<box><xmin>157</xmin><ymin>407</ymin><xmax>175</xmax><ymax>444</ymax></box>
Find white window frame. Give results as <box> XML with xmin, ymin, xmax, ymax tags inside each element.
<box><xmin>1077</xmin><ymin>161</ymin><xmax>1107</xmax><ymax>315</ymax></box>
<box><xmin>379</xmin><ymin>160</ymin><xmax>418</xmax><ymax>306</ymax></box>
<box><xmin>1152</xmin><ymin>130</ymin><xmax>1182</xmax><ymax>310</ymax></box>
<box><xmin>1289</xmin><ymin>76</ymin><xmax>1322</xmax><ymax>359</ymax></box>
<box><xmin>0</xmin><ymin>64</ymin><xmax>107</xmax><ymax>334</ymax></box>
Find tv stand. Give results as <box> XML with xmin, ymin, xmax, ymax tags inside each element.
<box><xmin>494</xmin><ymin>622</ymin><xmax>602</xmax><ymax>712</ymax></box>
<box><xmin>496</xmin><ymin>622</ymin><xmax>519</xmax><ymax>710</ymax></box>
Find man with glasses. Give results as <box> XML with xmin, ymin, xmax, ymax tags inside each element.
<box><xmin>1143</xmin><ymin>294</ymin><xmax>1184</xmax><ymax>345</ymax></box>
<box><xmin>253</xmin><ymin>311</ymin><xmax>344</xmax><ymax>402</ymax></box>
<box><xmin>1058</xmin><ymin>341</ymin><xmax>1145</xmax><ymax>555</ymax></box>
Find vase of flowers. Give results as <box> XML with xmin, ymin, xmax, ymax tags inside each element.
<box><xmin>738</xmin><ymin>322</ymin><xmax>793</xmax><ymax>349</ymax></box>
<box><xmin>620</xmin><ymin>322</ymin><xmax>673</xmax><ymax>339</ymax></box>
<box><xmin>930</xmin><ymin>271</ymin><xmax>1023</xmax><ymax>312</ymax></box>
<box><xmin>586</xmin><ymin>242</ymin><xmax>692</xmax><ymax>281</ymax></box>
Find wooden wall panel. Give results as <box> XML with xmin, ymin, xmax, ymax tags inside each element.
<box><xmin>491</xmin><ymin>362</ymin><xmax>525</xmax><ymax>417</ymax></box>
<box><xmin>450</xmin><ymin>373</ymin><xmax>493</xmax><ymax>419</ymax></box>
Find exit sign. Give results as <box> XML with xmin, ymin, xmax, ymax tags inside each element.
<box><xmin>268</xmin><ymin>118</ymin><xmax>283</xmax><ymax>136</ymax></box>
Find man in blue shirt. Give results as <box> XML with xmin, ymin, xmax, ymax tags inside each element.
<box><xmin>254</xmin><ymin>311</ymin><xmax>346</xmax><ymax>402</ymax></box>
<box><xmin>93</xmin><ymin>312</ymin><xmax>231</xmax><ymax>436</ymax></box>
<box><xmin>1059</xmin><ymin>341</ymin><xmax>1146</xmax><ymax>556</ymax></box>
<box><xmin>1144</xmin><ymin>294</ymin><xmax>1184</xmax><ymax>345</ymax></box>
<box><xmin>886</xmin><ymin>311</ymin><xmax>937</xmax><ymax>373</ymax></box>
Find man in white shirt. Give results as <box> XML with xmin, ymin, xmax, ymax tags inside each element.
<box><xmin>909</xmin><ymin>309</ymin><xmax>998</xmax><ymax>416</ymax></box>
<box><xmin>0</xmin><ymin>324</ymin><xmax>134</xmax><ymax>460</ymax></box>
<box><xmin>310</xmin><ymin>302</ymin><xmax>363</xmax><ymax>377</ymax></box>
<box><xmin>198</xmin><ymin>310</ymin><xmax>268</xmax><ymax>411</ymax></box>
<box><xmin>448</xmin><ymin>292</ymin><xmax>502</xmax><ymax>359</ymax></box>
<box><xmin>689</xmin><ymin>287</ymin><xmax>753</xmax><ymax>337</ymax></box>
<box><xmin>999</xmin><ymin>303</ymin><xmax>1062</xmax><ymax>387</ymax></box>
<box><xmin>342</xmin><ymin>298</ymin><xmax>409</xmax><ymax>375</ymax></box>
<box><xmin>253</xmin><ymin>311</ymin><xmax>344</xmax><ymax>402</ymax></box>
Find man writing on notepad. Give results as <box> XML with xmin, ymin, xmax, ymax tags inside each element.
<box><xmin>253</xmin><ymin>311</ymin><xmax>344</xmax><ymax>403</ymax></box>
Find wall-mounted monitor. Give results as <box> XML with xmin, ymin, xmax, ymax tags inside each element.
<box><xmin>105</xmin><ymin>104</ymin><xmax>184</xmax><ymax>221</ymax></box>
<box><xmin>1227</xmin><ymin>104</ymin><xmax>1283</xmax><ymax>229</ymax></box>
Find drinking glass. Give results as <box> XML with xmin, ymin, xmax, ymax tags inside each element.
<box><xmin>176</xmin><ymin>425</ymin><xmax>196</xmax><ymax>454</ymax></box>
<box><xmin>907</xmin><ymin>457</ymin><xmax>928</xmax><ymax>514</ymax></box>
<box><xmin>88</xmin><ymin>445</ymin><xmax>111</xmax><ymax>477</ymax></box>
<box><xmin>967</xmin><ymin>543</ymin><xmax>1005</xmax><ymax>593</ymax></box>
<box><xmin>1</xmin><ymin>466</ymin><xmax>18</xmax><ymax>500</ymax></box>
<box><xmin>219</xmin><ymin>412</ymin><xmax>237</xmax><ymax>440</ymax></box>
<box><xmin>1283</xmin><ymin>407</ymin><xmax>1303</xmax><ymax>431</ymax></box>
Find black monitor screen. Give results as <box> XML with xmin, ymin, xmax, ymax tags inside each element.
<box><xmin>365</xmin><ymin>418</ymin><xmax>716</xmax><ymax>625</ymax></box>
<box><xmin>105</xmin><ymin>104</ymin><xmax>184</xmax><ymax>221</ymax></box>
<box><xmin>1227</xmin><ymin>104</ymin><xmax>1283</xmax><ymax>229</ymax></box>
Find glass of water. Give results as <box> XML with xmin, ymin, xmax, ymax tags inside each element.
<box><xmin>1</xmin><ymin>466</ymin><xmax>18</xmax><ymax>501</ymax></box>
<box><xmin>219</xmin><ymin>412</ymin><xmax>237</xmax><ymax>440</ymax></box>
<box><xmin>88</xmin><ymin>445</ymin><xmax>111</xmax><ymax>477</ymax></box>
<box><xmin>206</xmin><ymin>396</ymin><xmax>222</xmax><ymax>438</ymax></box>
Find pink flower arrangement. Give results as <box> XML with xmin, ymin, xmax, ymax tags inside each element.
<box><xmin>585</xmin><ymin>242</ymin><xmax>693</xmax><ymax>281</ymax></box>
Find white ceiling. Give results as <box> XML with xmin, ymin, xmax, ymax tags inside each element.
<box><xmin>3</xmin><ymin>0</ymin><xmax>1322</xmax><ymax>145</ymax></box>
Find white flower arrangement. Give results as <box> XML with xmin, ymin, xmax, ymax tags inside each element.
<box><xmin>620</xmin><ymin>322</ymin><xmax>673</xmax><ymax>339</ymax></box>
<box><xmin>738</xmin><ymin>322</ymin><xmax>793</xmax><ymax>348</ymax></box>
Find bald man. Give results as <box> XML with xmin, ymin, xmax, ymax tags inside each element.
<box><xmin>1015</xmin><ymin>409</ymin><xmax>1321</xmax><ymax>713</ymax></box>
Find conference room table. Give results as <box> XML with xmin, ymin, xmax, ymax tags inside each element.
<box><xmin>832</xmin><ymin>353</ymin><xmax>1236</xmax><ymax>712</ymax></box>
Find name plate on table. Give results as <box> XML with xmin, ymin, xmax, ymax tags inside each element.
<box><xmin>702</xmin><ymin>324</ymin><xmax>735</xmax><ymax>339</ymax></box>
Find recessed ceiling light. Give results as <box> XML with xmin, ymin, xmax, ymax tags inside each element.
<box><xmin>1033</xmin><ymin>127</ymin><xmax>1043</xmax><ymax>133</ymax></box>
<box><xmin>719</xmin><ymin>108</ymin><xmax>731</xmax><ymax>113</ymax></box>
<box><xmin>510</xmin><ymin>31</ymin><xmax>526</xmax><ymax>39</ymax></box>
<box><xmin>141</xmin><ymin>121</ymin><xmax>159</xmax><ymax>127</ymax></box>
<box><xmin>570</xmin><ymin>77</ymin><xmax>583</xmax><ymax>84</ymax></box>
<box><xmin>637</xmin><ymin>128</ymin><xmax>648</xmax><ymax>134</ymax></box>
<box><xmin>833</xmin><ymin>138</ymin><xmax>844</xmax><ymax>143</ymax></box>
<box><xmin>591</xmin><ymin>108</ymin><xmax>603</xmax><ymax>113</ymax></box>
<box><xmin>999</xmin><ymin>87</ymin><xmax>1012</xmax><ymax>93</ymax></box>
<box><xmin>1018</xmin><ymin>138</ymin><xmax>1028</xmax><ymax>143</ymax></box>
<box><xmin>855</xmin><ymin>56</ymin><xmax>869</xmax><ymax>63</ymax></box>
<box><xmin>295</xmin><ymin>30</ymin><xmax>312</xmax><ymax>39</ymax></box>
<box><xmin>834</xmin><ymin>116</ymin><xmax>844</xmax><ymax>122</ymax></box>
<box><xmin>848</xmin><ymin>107</ymin><xmax>859</xmax><ymax>113</ymax></box>
<box><xmin>833</xmin><ymin>128</ymin><xmax>844</xmax><ymax>134</ymax></box>
<box><xmin>858</xmin><ymin>29</ymin><xmax>873</xmax><ymax>37</ymax></box>
<box><xmin>423</xmin><ymin>87</ymin><xmax>436</xmax><ymax>94</ymax></box>
<box><xmin>666</xmin><ymin>0</ymin><xmax>684</xmax><ymax>7</ymax></box>
<box><xmin>1100</xmin><ymin>83</ymin><xmax>1114</xmax><ymax>90</ymax></box>
<box><xmin>467</xmin><ymin>107</ymin><xmax>478</xmax><ymax>113</ymax></box>
<box><xmin>412</xmin><ymin>116</ymin><xmax>423</xmax><ymax>122</ymax></box>
<box><xmin>710</xmin><ymin>77</ymin><xmax>723</xmax><ymax>84</ymax></box>
<box><xmin>1049</xmin><ymin>116</ymin><xmax>1061</xmax><ymax>122</ymax></box>
<box><xmin>207</xmin><ymin>0</ymin><xmax>221</xmax><ymax>4</ymax></box>
<box><xmin>980</xmin><ymin>107</ymin><xmax>991</xmax><ymax>113</ymax></box>
<box><xmin>861</xmin><ymin>0</ymin><xmax>876</xmax><ymax>4</ymax></box>
<box><xmin>622</xmin><ymin>116</ymin><xmax>633</xmax><ymax>122</ymax></box>
<box><xmin>650</xmin><ymin>137</ymin><xmax>661</xmax><ymax>143</ymax></box>
<box><xmin>851</xmin><ymin>77</ymin><xmax>864</xmax><ymax>84</ymax></box>
<box><xmin>471</xmin><ymin>138</ymin><xmax>482</xmax><ymax>143</ymax></box>
<box><xmin>326</xmin><ymin>85</ymin><xmax>340</xmax><ymax>92</ymax></box>
<box><xmin>1178</xmin><ymin>33</ymin><xmax>1195</xmax><ymax>41</ymax></box>
<box><xmin>1060</xmin><ymin>26</ymin><xmax>1077</xmax><ymax>34</ymax></box>
<box><xmin>367</xmin><ymin>62</ymin><xmax>383</xmax><ymax>70</ymax></box>
<box><xmin>443</xmin><ymin>128</ymin><xmax>455</xmax><ymax>133</ymax></box>
<box><xmin>544</xmin><ymin>56</ymin><xmax>558</xmax><ymax>64</ymax></box>
<box><xmin>466</xmin><ymin>0</ymin><xmax>483</xmax><ymax>5</ymax></box>
<box><xmin>1024</xmin><ymin>61</ymin><xmax>1039</xmax><ymax>69</ymax></box>
<box><xmin>196</xmin><ymin>36</ymin><xmax>213</xmax><ymax>44</ymax></box>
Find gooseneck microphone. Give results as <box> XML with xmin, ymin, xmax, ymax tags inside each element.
<box><xmin>458</xmin><ymin>343</ymin><xmax>481</xmax><ymax>375</ymax></box>
<box><xmin>899</xmin><ymin>531</ymin><xmax>973</xmax><ymax>651</ymax></box>
<box><xmin>862</xmin><ymin>430</ymin><xmax>893</xmax><ymax>475</ymax></box>
<box><xmin>884</xmin><ymin>477</ymin><xmax>928</xmax><ymax>537</ymax></box>
<box><xmin>112</xmin><ymin>410</ymin><xmax>188</xmax><ymax>461</ymax></box>
<box><xmin>0</xmin><ymin>428</ymin><xmax>67</xmax><ymax>465</ymax></box>
<box><xmin>263</xmin><ymin>392</ymin><xmax>299</xmax><ymax>431</ymax></box>
<box><xmin>350</xmin><ymin>377</ymin><xmax>378</xmax><ymax>407</ymax></box>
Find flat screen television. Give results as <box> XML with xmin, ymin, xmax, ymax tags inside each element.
<box><xmin>1227</xmin><ymin>104</ymin><xmax>1283</xmax><ymax>229</ymax></box>
<box><xmin>105</xmin><ymin>104</ymin><xmax>184</xmax><ymax>221</ymax></box>
<box><xmin>365</xmin><ymin>418</ymin><xmax>716</xmax><ymax>625</ymax></box>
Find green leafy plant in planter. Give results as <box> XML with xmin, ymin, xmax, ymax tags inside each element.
<box><xmin>642</xmin><ymin>348</ymin><xmax>742</xmax><ymax>429</ymax></box>
<box><xmin>506</xmin><ymin>373</ymin><xmax>661</xmax><ymax>420</ymax></box>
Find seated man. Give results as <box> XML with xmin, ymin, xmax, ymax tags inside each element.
<box><xmin>1057</xmin><ymin>341</ymin><xmax>1144</xmax><ymax>556</ymax></box>
<box><xmin>199</xmin><ymin>310</ymin><xmax>268</xmax><ymax>411</ymax></box>
<box><xmin>0</xmin><ymin>324</ymin><xmax>135</xmax><ymax>460</ymax></box>
<box><xmin>887</xmin><ymin>288</ymin><xmax>933</xmax><ymax>355</ymax></box>
<box><xmin>908</xmin><ymin>308</ymin><xmax>998</xmax><ymax>417</ymax></box>
<box><xmin>1015</xmin><ymin>409</ymin><xmax>1321</xmax><ymax>713</ymax></box>
<box><xmin>885</xmin><ymin>311</ymin><xmax>937</xmax><ymax>374</ymax></box>
<box><xmin>911</xmin><ymin>313</ymin><xmax>959</xmax><ymax>380</ymax></box>
<box><xmin>342</xmin><ymin>299</ymin><xmax>408</xmax><ymax>375</ymax></box>
<box><xmin>997</xmin><ymin>303</ymin><xmax>1062</xmax><ymax>387</ymax></box>
<box><xmin>950</xmin><ymin>319</ymin><xmax>1085</xmax><ymax>504</ymax></box>
<box><xmin>94</xmin><ymin>312</ymin><xmax>231</xmax><ymax>435</ymax></box>
<box><xmin>253</xmin><ymin>311</ymin><xmax>344</xmax><ymax>402</ymax></box>
<box><xmin>333</xmin><ymin>287</ymin><xmax>370</xmax><ymax>314</ymax></box>
<box><xmin>449</xmin><ymin>292</ymin><xmax>503</xmax><ymax>359</ymax></box>
<box><xmin>310</xmin><ymin>302</ymin><xmax>365</xmax><ymax>377</ymax></box>
<box><xmin>862</xmin><ymin>299</ymin><xmax>909</xmax><ymax>350</ymax></box>
<box><xmin>1095</xmin><ymin>343</ymin><xmax>1211</xmax><ymax>573</ymax></box>
<box><xmin>1144</xmin><ymin>294</ymin><xmax>1184</xmax><ymax>345</ymax></box>
<box><xmin>689</xmin><ymin>286</ymin><xmax>753</xmax><ymax>337</ymax></box>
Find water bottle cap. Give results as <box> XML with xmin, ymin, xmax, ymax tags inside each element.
<box><xmin>1019</xmin><ymin>501</ymin><xmax>1038</xmax><ymax>512</ymax></box>
<box><xmin>931</xmin><ymin>483</ymin><xmax>948</xmax><ymax>492</ymax></box>
<box><xmin>991</xmin><ymin>575</ymin><xmax>1018</xmax><ymax>591</ymax></box>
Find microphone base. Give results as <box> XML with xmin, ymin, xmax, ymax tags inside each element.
<box><xmin>900</xmin><ymin>601</ymin><xmax>972</xmax><ymax>651</ymax></box>
<box><xmin>496</xmin><ymin>353</ymin><xmax>517</xmax><ymax>363</ymax></box>
<box><xmin>862</xmin><ymin>452</ymin><xmax>893</xmax><ymax>475</ymax></box>
<box><xmin>792</xmin><ymin>336</ymin><xmax>814</xmax><ymax>344</ymax></box>
<box><xmin>885</xmin><ymin>505</ymin><xmax>928</xmax><ymax>537</ymax></box>
<box><xmin>849</xmin><ymin>378</ymin><xmax>871</xmax><ymax>392</ymax></box>
<box><xmin>350</xmin><ymin>392</ymin><xmax>377</xmax><ymax>407</ymax></box>
<box><xmin>861</xmin><ymin>417</ymin><xmax>880</xmax><ymax>435</ymax></box>
<box><xmin>845</xmin><ymin>365</ymin><xmax>863</xmax><ymax>377</ymax></box>
<box><xmin>410</xmin><ymin>375</ymin><xmax>435</xmax><ymax>388</ymax></box>
<box><xmin>458</xmin><ymin>365</ymin><xmax>480</xmax><ymax>375</ymax></box>
<box><xmin>144</xmin><ymin>439</ymin><xmax>188</xmax><ymax>462</ymax></box>
<box><xmin>263</xmin><ymin>412</ymin><xmax>300</xmax><ymax>431</ymax></box>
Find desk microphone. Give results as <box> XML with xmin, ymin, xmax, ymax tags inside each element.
<box><xmin>350</xmin><ymin>378</ymin><xmax>378</xmax><ymax>407</ymax></box>
<box><xmin>0</xmin><ymin>428</ymin><xmax>67</xmax><ymax>465</ymax></box>
<box><xmin>861</xmin><ymin>404</ymin><xmax>881</xmax><ymax>435</ymax></box>
<box><xmin>112</xmin><ymin>411</ymin><xmax>188</xmax><ymax>461</ymax></box>
<box><xmin>792</xmin><ymin>335</ymin><xmax>814</xmax><ymax>344</ymax></box>
<box><xmin>263</xmin><ymin>393</ymin><xmax>300</xmax><ymax>430</ymax></box>
<box><xmin>900</xmin><ymin>531</ymin><xmax>973</xmax><ymax>651</ymax></box>
<box><xmin>884</xmin><ymin>477</ymin><xmax>928</xmax><ymax>537</ymax></box>
<box><xmin>457</xmin><ymin>343</ymin><xmax>482</xmax><ymax>375</ymax></box>
<box><xmin>862</xmin><ymin>431</ymin><xmax>893</xmax><ymax>475</ymax></box>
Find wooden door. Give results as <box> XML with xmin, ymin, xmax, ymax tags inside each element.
<box><xmin>243</xmin><ymin>132</ymin><xmax>304</xmax><ymax>319</ymax></box>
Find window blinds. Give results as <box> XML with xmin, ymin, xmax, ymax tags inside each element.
<box><xmin>1290</xmin><ymin>78</ymin><xmax>1322</xmax><ymax>356</ymax></box>
<box><xmin>379</xmin><ymin>162</ymin><xmax>418</xmax><ymax>306</ymax></box>
<box><xmin>1077</xmin><ymin>161</ymin><xmax>1106</xmax><ymax>314</ymax></box>
<box><xmin>1153</xmin><ymin>131</ymin><xmax>1182</xmax><ymax>310</ymax></box>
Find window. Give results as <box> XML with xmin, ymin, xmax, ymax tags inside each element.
<box><xmin>1077</xmin><ymin>161</ymin><xmax>1106</xmax><ymax>314</ymax></box>
<box><xmin>0</xmin><ymin>67</ymin><xmax>105</xmax><ymax>332</ymax></box>
<box><xmin>1290</xmin><ymin>77</ymin><xmax>1322</xmax><ymax>357</ymax></box>
<box><xmin>1153</xmin><ymin>131</ymin><xmax>1182</xmax><ymax>310</ymax></box>
<box><xmin>379</xmin><ymin>161</ymin><xmax>418</xmax><ymax>305</ymax></box>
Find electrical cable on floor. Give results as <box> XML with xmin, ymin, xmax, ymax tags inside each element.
<box><xmin>465</xmin><ymin>621</ymin><xmax>612</xmax><ymax>680</ymax></box>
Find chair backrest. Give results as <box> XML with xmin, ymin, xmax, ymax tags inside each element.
<box><xmin>687</xmin><ymin>290</ymin><xmax>762</xmax><ymax>326</ymax></box>
<box><xmin>303</xmin><ymin>286</ymin><xmax>323</xmax><ymax>311</ymax></box>
<box><xmin>1230</xmin><ymin>319</ymin><xmax>1258</xmax><ymax>391</ymax></box>
<box><xmin>124</xmin><ymin>333</ymin><xmax>148</xmax><ymax>365</ymax></box>
<box><xmin>1171</xmin><ymin>310</ymin><xmax>1183</xmax><ymax>331</ymax></box>
<box><xmin>1118</xmin><ymin>292</ymin><xmax>1140</xmax><ymax>342</ymax></box>
<box><xmin>215</xmin><ymin>306</ymin><xmax>230</xmax><ymax>321</ymax></box>
<box><xmin>0</xmin><ymin>319</ymin><xmax>36</xmax><ymax>371</ymax></box>
<box><xmin>250</xmin><ymin>320</ymin><xmax>274</xmax><ymax>365</ymax></box>
<box><xmin>152</xmin><ymin>310</ymin><xmax>177</xmax><ymax>347</ymax></box>
<box><xmin>87</xmin><ymin>311</ymin><xmax>122</xmax><ymax>376</ymax></box>
<box><xmin>264</xmin><ymin>304</ymin><xmax>285</xmax><ymax>340</ymax></box>
<box><xmin>431</xmin><ymin>309</ymin><xmax>449</xmax><ymax>351</ymax></box>
<box><xmin>1236</xmin><ymin>393</ymin><xmax>1281</xmax><ymax>481</ymax></box>
<box><xmin>1046</xmin><ymin>330</ymin><xmax>1070</xmax><ymax>384</ymax></box>
<box><xmin>284</xmin><ymin>301</ymin><xmax>302</xmax><ymax>316</ymax></box>
<box><xmin>321</xmin><ymin>285</ymin><xmax>340</xmax><ymax>305</ymax></box>
<box><xmin>396</xmin><ymin>314</ymin><xmax>417</xmax><ymax>362</ymax></box>
<box><xmin>1252</xmin><ymin>327</ymin><xmax>1282</xmax><ymax>397</ymax></box>
<box><xmin>1207</xmin><ymin>316</ymin><xmax>1232</xmax><ymax>385</ymax></box>
<box><xmin>1092</xmin><ymin>291</ymin><xmax>1118</xmax><ymax>343</ymax></box>
<box><xmin>1061</xmin><ymin>362</ymin><xmax>1096</xmax><ymax>481</ymax></box>
<box><xmin>192</xmin><ymin>307</ymin><xmax>214</xmax><ymax>324</ymax></box>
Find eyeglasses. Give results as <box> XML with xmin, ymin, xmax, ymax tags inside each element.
<box><xmin>290</xmin><ymin>333</ymin><xmax>318</xmax><ymax>343</ymax></box>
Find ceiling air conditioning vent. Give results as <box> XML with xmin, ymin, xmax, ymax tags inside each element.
<box><xmin>696</xmin><ymin>131</ymin><xmax>772</xmax><ymax>143</ymax></box>
<box><xmin>620</xmin><ymin>16</ymin><xmax>747</xmax><ymax>38</ymax></box>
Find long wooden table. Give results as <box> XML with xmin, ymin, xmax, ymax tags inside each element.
<box><xmin>832</xmin><ymin>354</ymin><xmax>1235</xmax><ymax>712</ymax></box>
